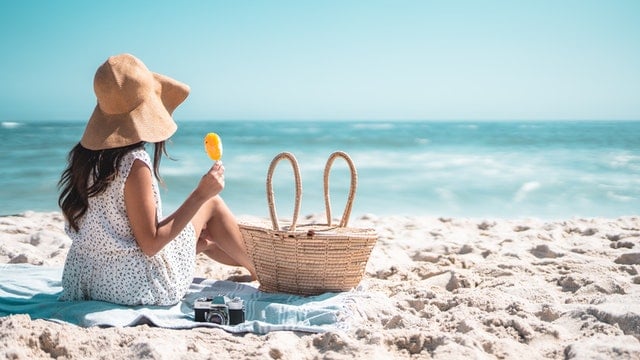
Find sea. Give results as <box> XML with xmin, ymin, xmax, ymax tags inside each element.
<box><xmin>1</xmin><ymin>120</ymin><xmax>639</xmax><ymax>220</ymax></box>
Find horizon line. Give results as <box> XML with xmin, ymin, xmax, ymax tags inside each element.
<box><xmin>3</xmin><ymin>118</ymin><xmax>640</xmax><ymax>124</ymax></box>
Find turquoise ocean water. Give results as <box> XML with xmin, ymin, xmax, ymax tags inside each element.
<box><xmin>1</xmin><ymin>120</ymin><xmax>639</xmax><ymax>220</ymax></box>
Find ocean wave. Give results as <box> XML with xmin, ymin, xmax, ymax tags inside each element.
<box><xmin>610</xmin><ymin>154</ymin><xmax>640</xmax><ymax>171</ymax></box>
<box><xmin>351</xmin><ymin>122</ymin><xmax>395</xmax><ymax>130</ymax></box>
<box><xmin>606</xmin><ymin>191</ymin><xmax>634</xmax><ymax>202</ymax></box>
<box><xmin>514</xmin><ymin>181</ymin><xmax>542</xmax><ymax>202</ymax></box>
<box><xmin>1</xmin><ymin>121</ymin><xmax>22</xmax><ymax>129</ymax></box>
<box><xmin>3</xmin><ymin>120</ymin><xmax>640</xmax><ymax>219</ymax></box>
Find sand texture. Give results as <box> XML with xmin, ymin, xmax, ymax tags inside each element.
<box><xmin>1</xmin><ymin>211</ymin><xmax>640</xmax><ymax>359</ymax></box>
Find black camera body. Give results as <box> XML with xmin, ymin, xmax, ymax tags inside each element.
<box><xmin>194</xmin><ymin>296</ymin><xmax>245</xmax><ymax>325</ymax></box>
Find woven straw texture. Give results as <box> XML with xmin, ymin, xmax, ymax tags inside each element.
<box><xmin>239</xmin><ymin>151</ymin><xmax>378</xmax><ymax>296</ymax></box>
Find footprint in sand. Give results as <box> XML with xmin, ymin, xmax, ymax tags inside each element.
<box><xmin>614</xmin><ymin>253</ymin><xmax>640</xmax><ymax>265</ymax></box>
<box><xmin>556</xmin><ymin>275</ymin><xmax>586</xmax><ymax>293</ymax></box>
<box><xmin>530</xmin><ymin>244</ymin><xmax>564</xmax><ymax>259</ymax></box>
<box><xmin>610</xmin><ymin>241</ymin><xmax>634</xmax><ymax>249</ymax></box>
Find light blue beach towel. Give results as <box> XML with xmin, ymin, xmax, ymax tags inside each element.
<box><xmin>0</xmin><ymin>264</ymin><xmax>362</xmax><ymax>334</ymax></box>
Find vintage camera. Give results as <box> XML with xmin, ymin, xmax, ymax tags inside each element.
<box><xmin>194</xmin><ymin>295</ymin><xmax>245</xmax><ymax>325</ymax></box>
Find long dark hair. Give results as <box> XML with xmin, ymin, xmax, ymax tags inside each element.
<box><xmin>58</xmin><ymin>141</ymin><xmax>169</xmax><ymax>231</ymax></box>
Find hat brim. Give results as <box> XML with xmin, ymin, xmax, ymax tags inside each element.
<box><xmin>81</xmin><ymin>73</ymin><xmax>190</xmax><ymax>150</ymax></box>
<box><xmin>154</xmin><ymin>73</ymin><xmax>190</xmax><ymax>115</ymax></box>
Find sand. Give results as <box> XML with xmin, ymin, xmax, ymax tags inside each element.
<box><xmin>1</xmin><ymin>211</ymin><xmax>640</xmax><ymax>359</ymax></box>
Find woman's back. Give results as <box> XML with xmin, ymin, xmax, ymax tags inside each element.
<box><xmin>60</xmin><ymin>148</ymin><xmax>196</xmax><ymax>305</ymax></box>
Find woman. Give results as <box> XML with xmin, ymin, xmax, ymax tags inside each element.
<box><xmin>58</xmin><ymin>53</ymin><xmax>256</xmax><ymax>305</ymax></box>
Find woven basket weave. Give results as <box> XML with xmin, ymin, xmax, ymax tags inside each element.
<box><xmin>239</xmin><ymin>151</ymin><xmax>378</xmax><ymax>296</ymax></box>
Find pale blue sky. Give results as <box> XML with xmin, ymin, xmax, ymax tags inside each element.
<box><xmin>1</xmin><ymin>0</ymin><xmax>639</xmax><ymax>121</ymax></box>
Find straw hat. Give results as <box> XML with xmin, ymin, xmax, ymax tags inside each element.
<box><xmin>80</xmin><ymin>53</ymin><xmax>190</xmax><ymax>150</ymax></box>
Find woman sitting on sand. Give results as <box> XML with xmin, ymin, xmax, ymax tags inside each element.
<box><xmin>57</xmin><ymin>53</ymin><xmax>256</xmax><ymax>306</ymax></box>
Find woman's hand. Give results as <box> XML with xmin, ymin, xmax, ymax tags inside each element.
<box><xmin>194</xmin><ymin>162</ymin><xmax>225</xmax><ymax>200</ymax></box>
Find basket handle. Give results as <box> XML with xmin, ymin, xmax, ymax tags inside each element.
<box><xmin>324</xmin><ymin>151</ymin><xmax>358</xmax><ymax>228</ymax></box>
<box><xmin>266</xmin><ymin>152</ymin><xmax>302</xmax><ymax>231</ymax></box>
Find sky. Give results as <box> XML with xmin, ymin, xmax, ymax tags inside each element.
<box><xmin>0</xmin><ymin>0</ymin><xmax>639</xmax><ymax>122</ymax></box>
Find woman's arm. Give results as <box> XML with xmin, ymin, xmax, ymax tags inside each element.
<box><xmin>124</xmin><ymin>159</ymin><xmax>224</xmax><ymax>256</ymax></box>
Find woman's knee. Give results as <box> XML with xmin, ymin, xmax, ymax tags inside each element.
<box><xmin>191</xmin><ymin>196</ymin><xmax>223</xmax><ymax>237</ymax></box>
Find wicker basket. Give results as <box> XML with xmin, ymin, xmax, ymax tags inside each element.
<box><xmin>239</xmin><ymin>151</ymin><xmax>378</xmax><ymax>296</ymax></box>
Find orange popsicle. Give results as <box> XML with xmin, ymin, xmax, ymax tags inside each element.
<box><xmin>204</xmin><ymin>133</ymin><xmax>223</xmax><ymax>161</ymax></box>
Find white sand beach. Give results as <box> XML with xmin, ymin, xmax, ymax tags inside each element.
<box><xmin>1</xmin><ymin>211</ymin><xmax>640</xmax><ymax>359</ymax></box>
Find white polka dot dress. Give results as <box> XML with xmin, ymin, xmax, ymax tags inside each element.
<box><xmin>60</xmin><ymin>148</ymin><xmax>196</xmax><ymax>306</ymax></box>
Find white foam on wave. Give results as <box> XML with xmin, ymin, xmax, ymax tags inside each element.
<box><xmin>606</xmin><ymin>191</ymin><xmax>634</xmax><ymax>202</ymax></box>
<box><xmin>514</xmin><ymin>181</ymin><xmax>541</xmax><ymax>202</ymax></box>
<box><xmin>232</xmin><ymin>153</ymin><xmax>270</xmax><ymax>164</ymax></box>
<box><xmin>610</xmin><ymin>154</ymin><xmax>640</xmax><ymax>171</ymax></box>
<box><xmin>1</xmin><ymin>121</ymin><xmax>22</xmax><ymax>129</ymax></box>
<box><xmin>351</xmin><ymin>122</ymin><xmax>395</xmax><ymax>130</ymax></box>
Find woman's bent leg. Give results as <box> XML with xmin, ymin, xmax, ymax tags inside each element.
<box><xmin>192</xmin><ymin>196</ymin><xmax>256</xmax><ymax>279</ymax></box>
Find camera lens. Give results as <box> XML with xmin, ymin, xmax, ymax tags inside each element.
<box><xmin>207</xmin><ymin>312</ymin><xmax>226</xmax><ymax>325</ymax></box>
<box><xmin>206</xmin><ymin>305</ymin><xmax>230</xmax><ymax>325</ymax></box>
